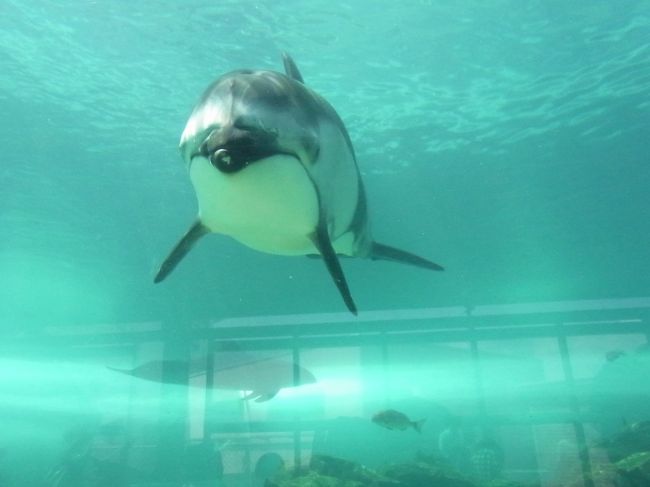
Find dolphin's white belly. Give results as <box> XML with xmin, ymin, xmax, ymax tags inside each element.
<box><xmin>190</xmin><ymin>155</ymin><xmax>319</xmax><ymax>255</ymax></box>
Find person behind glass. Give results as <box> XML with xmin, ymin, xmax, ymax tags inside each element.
<box><xmin>182</xmin><ymin>438</ymin><xmax>224</xmax><ymax>487</ymax></box>
<box><xmin>253</xmin><ymin>452</ymin><xmax>285</xmax><ymax>487</ymax></box>
<box><xmin>470</xmin><ymin>433</ymin><xmax>505</xmax><ymax>483</ymax></box>
<box><xmin>438</xmin><ymin>416</ymin><xmax>467</xmax><ymax>471</ymax></box>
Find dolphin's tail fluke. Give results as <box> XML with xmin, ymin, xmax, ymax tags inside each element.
<box><xmin>370</xmin><ymin>242</ymin><xmax>444</xmax><ymax>271</ymax></box>
<box><xmin>154</xmin><ymin>220</ymin><xmax>209</xmax><ymax>283</ymax></box>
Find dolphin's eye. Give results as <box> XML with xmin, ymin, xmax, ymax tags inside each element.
<box><xmin>202</xmin><ymin>126</ymin><xmax>284</xmax><ymax>173</ymax></box>
<box><xmin>209</xmin><ymin>148</ymin><xmax>238</xmax><ymax>173</ymax></box>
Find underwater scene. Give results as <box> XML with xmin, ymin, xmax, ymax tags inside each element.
<box><xmin>1</xmin><ymin>0</ymin><xmax>650</xmax><ymax>486</ymax></box>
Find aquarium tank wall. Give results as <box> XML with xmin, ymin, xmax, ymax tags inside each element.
<box><xmin>1</xmin><ymin>1</ymin><xmax>649</xmax><ymax>487</ymax></box>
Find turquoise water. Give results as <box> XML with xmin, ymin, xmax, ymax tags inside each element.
<box><xmin>1</xmin><ymin>1</ymin><xmax>650</xmax><ymax>486</ymax></box>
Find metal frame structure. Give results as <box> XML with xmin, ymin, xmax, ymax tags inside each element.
<box><xmin>5</xmin><ymin>297</ymin><xmax>650</xmax><ymax>486</ymax></box>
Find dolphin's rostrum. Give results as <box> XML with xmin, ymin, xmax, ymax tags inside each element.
<box><xmin>155</xmin><ymin>53</ymin><xmax>443</xmax><ymax>314</ymax></box>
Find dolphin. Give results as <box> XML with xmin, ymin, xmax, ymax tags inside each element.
<box><xmin>154</xmin><ymin>53</ymin><xmax>443</xmax><ymax>314</ymax></box>
<box><xmin>107</xmin><ymin>356</ymin><xmax>316</xmax><ymax>402</ymax></box>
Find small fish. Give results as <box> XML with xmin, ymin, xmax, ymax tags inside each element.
<box><xmin>371</xmin><ymin>409</ymin><xmax>426</xmax><ymax>433</ymax></box>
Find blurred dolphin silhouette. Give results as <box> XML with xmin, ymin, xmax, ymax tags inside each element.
<box><xmin>108</xmin><ymin>354</ymin><xmax>315</xmax><ymax>402</ymax></box>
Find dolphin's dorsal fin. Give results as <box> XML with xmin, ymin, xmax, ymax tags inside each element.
<box><xmin>282</xmin><ymin>52</ymin><xmax>304</xmax><ymax>83</ymax></box>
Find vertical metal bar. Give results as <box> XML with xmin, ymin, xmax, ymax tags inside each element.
<box><xmin>203</xmin><ymin>340</ymin><xmax>215</xmax><ymax>440</ymax></box>
<box><xmin>292</xmin><ymin>341</ymin><xmax>302</xmax><ymax>472</ymax></box>
<box><xmin>156</xmin><ymin>320</ymin><xmax>190</xmax><ymax>484</ymax></box>
<box><xmin>557</xmin><ymin>325</ymin><xmax>594</xmax><ymax>487</ymax></box>
<box><xmin>468</xmin><ymin>322</ymin><xmax>487</xmax><ymax>420</ymax></box>
<box><xmin>381</xmin><ymin>332</ymin><xmax>390</xmax><ymax>406</ymax></box>
<box><xmin>123</xmin><ymin>342</ymin><xmax>139</xmax><ymax>478</ymax></box>
<box><xmin>126</xmin><ymin>343</ymin><xmax>137</xmax><ymax>439</ymax></box>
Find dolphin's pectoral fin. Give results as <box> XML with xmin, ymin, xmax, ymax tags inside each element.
<box><xmin>282</xmin><ymin>52</ymin><xmax>304</xmax><ymax>83</ymax></box>
<box><xmin>309</xmin><ymin>220</ymin><xmax>358</xmax><ymax>315</ymax></box>
<box><xmin>242</xmin><ymin>391</ymin><xmax>260</xmax><ymax>401</ymax></box>
<box><xmin>370</xmin><ymin>242</ymin><xmax>444</xmax><ymax>271</ymax></box>
<box><xmin>306</xmin><ymin>253</ymin><xmax>353</xmax><ymax>260</ymax></box>
<box><xmin>242</xmin><ymin>390</ymin><xmax>279</xmax><ymax>402</ymax></box>
<box><xmin>154</xmin><ymin>220</ymin><xmax>209</xmax><ymax>283</ymax></box>
<box><xmin>254</xmin><ymin>391</ymin><xmax>279</xmax><ymax>402</ymax></box>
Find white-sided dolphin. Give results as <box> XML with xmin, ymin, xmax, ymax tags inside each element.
<box><xmin>107</xmin><ymin>357</ymin><xmax>316</xmax><ymax>403</ymax></box>
<box><xmin>154</xmin><ymin>53</ymin><xmax>443</xmax><ymax>314</ymax></box>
